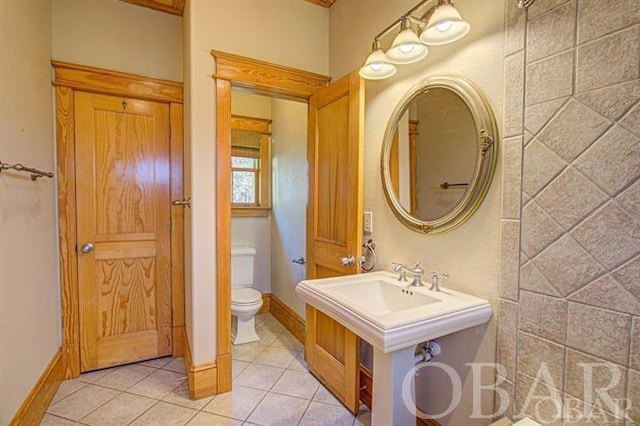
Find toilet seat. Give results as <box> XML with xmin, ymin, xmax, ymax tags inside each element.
<box><xmin>232</xmin><ymin>288</ymin><xmax>262</xmax><ymax>305</ymax></box>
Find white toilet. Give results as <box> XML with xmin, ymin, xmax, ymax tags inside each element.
<box><xmin>231</xmin><ymin>246</ymin><xmax>263</xmax><ymax>345</ymax></box>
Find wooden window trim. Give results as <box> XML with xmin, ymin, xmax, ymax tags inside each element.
<box><xmin>231</xmin><ymin>116</ymin><xmax>272</xmax><ymax>217</ymax></box>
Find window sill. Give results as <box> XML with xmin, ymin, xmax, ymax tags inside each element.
<box><xmin>232</xmin><ymin>207</ymin><xmax>271</xmax><ymax>218</ymax></box>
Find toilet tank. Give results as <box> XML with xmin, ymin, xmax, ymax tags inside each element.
<box><xmin>231</xmin><ymin>246</ymin><xmax>256</xmax><ymax>289</ymax></box>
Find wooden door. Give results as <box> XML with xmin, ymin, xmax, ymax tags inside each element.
<box><xmin>305</xmin><ymin>72</ymin><xmax>364</xmax><ymax>414</ymax></box>
<box><xmin>75</xmin><ymin>92</ymin><xmax>172</xmax><ymax>372</ymax></box>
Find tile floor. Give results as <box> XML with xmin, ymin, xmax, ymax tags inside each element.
<box><xmin>43</xmin><ymin>313</ymin><xmax>372</xmax><ymax>426</ymax></box>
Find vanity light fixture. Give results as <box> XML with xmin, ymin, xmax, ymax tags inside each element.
<box><xmin>359</xmin><ymin>39</ymin><xmax>397</xmax><ymax>80</ymax></box>
<box><xmin>386</xmin><ymin>17</ymin><xmax>429</xmax><ymax>64</ymax></box>
<box><xmin>359</xmin><ymin>0</ymin><xmax>470</xmax><ymax>80</ymax></box>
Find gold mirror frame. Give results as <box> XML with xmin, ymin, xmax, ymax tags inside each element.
<box><xmin>381</xmin><ymin>75</ymin><xmax>498</xmax><ymax>234</ymax></box>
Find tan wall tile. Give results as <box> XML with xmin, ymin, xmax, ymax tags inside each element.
<box><xmin>522</xmin><ymin>139</ymin><xmax>566</xmax><ymax>197</ymax></box>
<box><xmin>502</xmin><ymin>137</ymin><xmax>523</xmax><ymax>220</ymax></box>
<box><xmin>500</xmin><ymin>220</ymin><xmax>521</xmax><ymax>301</ymax></box>
<box><xmin>578</xmin><ymin>0</ymin><xmax>640</xmax><ymax>44</ymax></box>
<box><xmin>567</xmin><ymin>302</ymin><xmax>631</xmax><ymax>365</ymax></box>
<box><xmin>576</xmin><ymin>26</ymin><xmax>640</xmax><ymax>93</ymax></box>
<box><xmin>526</xmin><ymin>50</ymin><xmax>574</xmax><ymax>106</ymax></box>
<box><xmin>521</xmin><ymin>201</ymin><xmax>563</xmax><ymax>258</ymax></box>
<box><xmin>527</xmin><ymin>1</ymin><xmax>575</xmax><ymax>63</ymax></box>
<box><xmin>519</xmin><ymin>291</ymin><xmax>567</xmax><ymax>344</ymax></box>
<box><xmin>564</xmin><ymin>349</ymin><xmax>627</xmax><ymax>403</ymax></box>
<box><xmin>518</xmin><ymin>333</ymin><xmax>565</xmax><ymax>389</ymax></box>
<box><xmin>498</xmin><ymin>299</ymin><xmax>519</xmax><ymax>381</ymax></box>
<box><xmin>504</xmin><ymin>51</ymin><xmax>525</xmax><ymax>137</ymax></box>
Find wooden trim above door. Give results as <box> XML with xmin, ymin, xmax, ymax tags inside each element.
<box><xmin>52</xmin><ymin>61</ymin><xmax>183</xmax><ymax>103</ymax></box>
<box><xmin>213</xmin><ymin>52</ymin><xmax>329</xmax><ymax>397</ymax></box>
<box><xmin>53</xmin><ymin>62</ymin><xmax>184</xmax><ymax>379</ymax></box>
<box><xmin>211</xmin><ymin>51</ymin><xmax>331</xmax><ymax>102</ymax></box>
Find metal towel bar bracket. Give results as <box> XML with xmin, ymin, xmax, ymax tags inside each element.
<box><xmin>0</xmin><ymin>161</ymin><xmax>54</xmax><ymax>181</ymax></box>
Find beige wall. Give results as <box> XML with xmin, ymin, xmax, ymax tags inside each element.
<box><xmin>330</xmin><ymin>1</ymin><xmax>505</xmax><ymax>424</ymax></box>
<box><xmin>52</xmin><ymin>0</ymin><xmax>183</xmax><ymax>81</ymax></box>
<box><xmin>498</xmin><ymin>1</ymin><xmax>640</xmax><ymax>423</ymax></box>
<box><xmin>271</xmin><ymin>98</ymin><xmax>309</xmax><ymax>319</ymax></box>
<box><xmin>184</xmin><ymin>0</ymin><xmax>328</xmax><ymax>364</ymax></box>
<box><xmin>231</xmin><ymin>92</ymin><xmax>272</xmax><ymax>295</ymax></box>
<box><xmin>0</xmin><ymin>1</ymin><xmax>59</xmax><ymax>422</ymax></box>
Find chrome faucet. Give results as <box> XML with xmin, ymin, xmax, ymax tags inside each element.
<box><xmin>430</xmin><ymin>271</ymin><xmax>450</xmax><ymax>292</ymax></box>
<box><xmin>392</xmin><ymin>262</ymin><xmax>425</xmax><ymax>287</ymax></box>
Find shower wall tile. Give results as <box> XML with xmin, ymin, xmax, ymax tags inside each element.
<box><xmin>504</xmin><ymin>51</ymin><xmax>525</xmax><ymax>137</ymax></box>
<box><xmin>519</xmin><ymin>291</ymin><xmax>567</xmax><ymax>344</ymax></box>
<box><xmin>501</xmin><ymin>136</ymin><xmax>523</xmax><ymax>219</ymax></box>
<box><xmin>526</xmin><ymin>1</ymin><xmax>575</xmax><ymax>63</ymax></box>
<box><xmin>564</xmin><ymin>349</ymin><xmax>627</xmax><ymax>402</ymax></box>
<box><xmin>578</xmin><ymin>0</ymin><xmax>640</xmax><ymax>44</ymax></box>
<box><xmin>500</xmin><ymin>219</ymin><xmax>521</xmax><ymax>301</ymax></box>
<box><xmin>526</xmin><ymin>50</ymin><xmax>574</xmax><ymax>106</ymax></box>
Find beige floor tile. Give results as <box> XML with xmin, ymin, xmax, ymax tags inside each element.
<box><xmin>232</xmin><ymin>360</ymin><xmax>250</xmax><ymax>379</ymax></box>
<box><xmin>128</xmin><ymin>369</ymin><xmax>185</xmax><ymax>399</ymax></box>
<box><xmin>40</xmin><ymin>414</ymin><xmax>75</xmax><ymax>425</ymax></box>
<box><xmin>75</xmin><ymin>368</ymin><xmax>116</xmax><ymax>384</ymax></box>
<box><xmin>298</xmin><ymin>401</ymin><xmax>354</xmax><ymax>426</ymax></box>
<box><xmin>254</xmin><ymin>313</ymin><xmax>272</xmax><ymax>328</ymax></box>
<box><xmin>47</xmin><ymin>384</ymin><xmax>119</xmax><ymax>421</ymax></box>
<box><xmin>162</xmin><ymin>382</ymin><xmax>213</xmax><ymax>410</ymax></box>
<box><xmin>94</xmin><ymin>364</ymin><xmax>156</xmax><ymax>391</ymax></box>
<box><xmin>246</xmin><ymin>392</ymin><xmax>309</xmax><ymax>426</ymax></box>
<box><xmin>80</xmin><ymin>392</ymin><xmax>156</xmax><ymax>426</ymax></box>
<box><xmin>129</xmin><ymin>401</ymin><xmax>197</xmax><ymax>426</ymax></box>
<box><xmin>259</xmin><ymin>318</ymin><xmax>286</xmax><ymax>334</ymax></box>
<box><xmin>270</xmin><ymin>331</ymin><xmax>303</xmax><ymax>351</ymax></box>
<box><xmin>271</xmin><ymin>370</ymin><xmax>319</xmax><ymax>399</ymax></box>
<box><xmin>231</xmin><ymin>341</ymin><xmax>268</xmax><ymax>363</ymax></box>
<box><xmin>139</xmin><ymin>357</ymin><xmax>172</xmax><ymax>368</ymax></box>
<box><xmin>186</xmin><ymin>412</ymin><xmax>243</xmax><ymax>426</ymax></box>
<box><xmin>353</xmin><ymin>404</ymin><xmax>371</xmax><ymax>426</ymax></box>
<box><xmin>253</xmin><ymin>347</ymin><xmax>298</xmax><ymax>369</ymax></box>
<box><xmin>287</xmin><ymin>352</ymin><xmax>308</xmax><ymax>372</ymax></box>
<box><xmin>255</xmin><ymin>326</ymin><xmax>281</xmax><ymax>346</ymax></box>
<box><xmin>312</xmin><ymin>385</ymin><xmax>341</xmax><ymax>406</ymax></box>
<box><xmin>233</xmin><ymin>363</ymin><xmax>284</xmax><ymax>391</ymax></box>
<box><xmin>51</xmin><ymin>380</ymin><xmax>87</xmax><ymax>404</ymax></box>
<box><xmin>202</xmin><ymin>385</ymin><xmax>266</xmax><ymax>421</ymax></box>
<box><xmin>162</xmin><ymin>357</ymin><xmax>186</xmax><ymax>374</ymax></box>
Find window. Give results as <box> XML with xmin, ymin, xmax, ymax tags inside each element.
<box><xmin>231</xmin><ymin>116</ymin><xmax>271</xmax><ymax>217</ymax></box>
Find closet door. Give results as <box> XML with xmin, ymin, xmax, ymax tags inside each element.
<box><xmin>75</xmin><ymin>91</ymin><xmax>172</xmax><ymax>371</ymax></box>
<box><xmin>305</xmin><ymin>71</ymin><xmax>364</xmax><ymax>414</ymax></box>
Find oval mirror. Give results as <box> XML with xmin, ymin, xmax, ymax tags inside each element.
<box><xmin>381</xmin><ymin>75</ymin><xmax>498</xmax><ymax>234</ymax></box>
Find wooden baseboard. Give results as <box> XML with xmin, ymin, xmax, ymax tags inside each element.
<box><xmin>417</xmin><ymin>417</ymin><xmax>442</xmax><ymax>426</ymax></box>
<box><xmin>182</xmin><ymin>329</ymin><xmax>217</xmax><ymax>399</ymax></box>
<box><xmin>269</xmin><ymin>294</ymin><xmax>305</xmax><ymax>343</ymax></box>
<box><xmin>258</xmin><ymin>293</ymin><xmax>271</xmax><ymax>314</ymax></box>
<box><xmin>10</xmin><ymin>350</ymin><xmax>64</xmax><ymax>426</ymax></box>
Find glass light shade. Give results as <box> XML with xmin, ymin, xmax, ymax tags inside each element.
<box><xmin>359</xmin><ymin>48</ymin><xmax>397</xmax><ymax>80</ymax></box>
<box><xmin>386</xmin><ymin>28</ymin><xmax>429</xmax><ymax>64</ymax></box>
<box><xmin>419</xmin><ymin>3</ymin><xmax>470</xmax><ymax>46</ymax></box>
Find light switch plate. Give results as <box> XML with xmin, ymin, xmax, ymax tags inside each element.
<box><xmin>364</xmin><ymin>211</ymin><xmax>373</xmax><ymax>233</ymax></box>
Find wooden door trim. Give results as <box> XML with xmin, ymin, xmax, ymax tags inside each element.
<box><xmin>52</xmin><ymin>61</ymin><xmax>183</xmax><ymax>103</ymax></box>
<box><xmin>211</xmin><ymin>50</ymin><xmax>331</xmax><ymax>102</ymax></box>
<box><xmin>213</xmin><ymin>51</ymin><xmax>329</xmax><ymax>395</ymax></box>
<box><xmin>54</xmin><ymin>62</ymin><xmax>184</xmax><ymax>379</ymax></box>
<box><xmin>120</xmin><ymin>0</ymin><xmax>185</xmax><ymax>16</ymax></box>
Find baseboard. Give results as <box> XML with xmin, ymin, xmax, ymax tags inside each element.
<box><xmin>182</xmin><ymin>329</ymin><xmax>217</xmax><ymax>400</ymax></box>
<box><xmin>269</xmin><ymin>294</ymin><xmax>306</xmax><ymax>344</ymax></box>
<box><xmin>258</xmin><ymin>293</ymin><xmax>271</xmax><ymax>314</ymax></box>
<box><xmin>10</xmin><ymin>350</ymin><xmax>64</xmax><ymax>426</ymax></box>
<box><xmin>417</xmin><ymin>417</ymin><xmax>442</xmax><ymax>426</ymax></box>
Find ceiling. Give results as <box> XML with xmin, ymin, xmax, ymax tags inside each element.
<box><xmin>121</xmin><ymin>0</ymin><xmax>336</xmax><ymax>17</ymax></box>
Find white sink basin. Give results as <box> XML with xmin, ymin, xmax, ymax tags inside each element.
<box><xmin>295</xmin><ymin>271</ymin><xmax>492</xmax><ymax>353</ymax></box>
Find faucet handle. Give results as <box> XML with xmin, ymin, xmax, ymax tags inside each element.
<box><xmin>432</xmin><ymin>270</ymin><xmax>450</xmax><ymax>279</ymax></box>
<box><xmin>413</xmin><ymin>261</ymin><xmax>424</xmax><ymax>274</ymax></box>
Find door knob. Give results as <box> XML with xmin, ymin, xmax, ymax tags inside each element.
<box><xmin>172</xmin><ymin>197</ymin><xmax>191</xmax><ymax>208</ymax></box>
<box><xmin>292</xmin><ymin>256</ymin><xmax>306</xmax><ymax>265</ymax></box>
<box><xmin>339</xmin><ymin>255</ymin><xmax>356</xmax><ymax>267</ymax></box>
<box><xmin>80</xmin><ymin>243</ymin><xmax>94</xmax><ymax>254</ymax></box>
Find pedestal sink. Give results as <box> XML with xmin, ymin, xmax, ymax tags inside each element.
<box><xmin>295</xmin><ymin>271</ymin><xmax>493</xmax><ymax>426</ymax></box>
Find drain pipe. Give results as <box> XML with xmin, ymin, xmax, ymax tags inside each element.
<box><xmin>414</xmin><ymin>341</ymin><xmax>441</xmax><ymax>364</ymax></box>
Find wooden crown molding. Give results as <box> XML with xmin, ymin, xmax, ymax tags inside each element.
<box><xmin>52</xmin><ymin>61</ymin><xmax>183</xmax><ymax>103</ymax></box>
<box><xmin>120</xmin><ymin>0</ymin><xmax>184</xmax><ymax>16</ymax></box>
<box><xmin>211</xmin><ymin>50</ymin><xmax>331</xmax><ymax>102</ymax></box>
<box><xmin>231</xmin><ymin>115</ymin><xmax>272</xmax><ymax>134</ymax></box>
<box><xmin>305</xmin><ymin>0</ymin><xmax>337</xmax><ymax>8</ymax></box>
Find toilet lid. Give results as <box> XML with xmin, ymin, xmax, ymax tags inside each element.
<box><xmin>232</xmin><ymin>288</ymin><xmax>262</xmax><ymax>305</ymax></box>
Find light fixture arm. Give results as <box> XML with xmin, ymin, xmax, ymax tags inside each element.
<box><xmin>371</xmin><ymin>0</ymin><xmax>432</xmax><ymax>41</ymax></box>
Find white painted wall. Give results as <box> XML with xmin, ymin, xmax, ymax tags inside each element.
<box><xmin>184</xmin><ymin>0</ymin><xmax>328</xmax><ymax>364</ymax></box>
<box><xmin>271</xmin><ymin>98</ymin><xmax>308</xmax><ymax>319</ymax></box>
<box><xmin>231</xmin><ymin>91</ymin><xmax>272</xmax><ymax>295</ymax></box>
<box><xmin>52</xmin><ymin>0</ymin><xmax>183</xmax><ymax>81</ymax></box>
<box><xmin>0</xmin><ymin>1</ymin><xmax>58</xmax><ymax>422</ymax></box>
<box><xmin>330</xmin><ymin>1</ymin><xmax>505</xmax><ymax>424</ymax></box>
